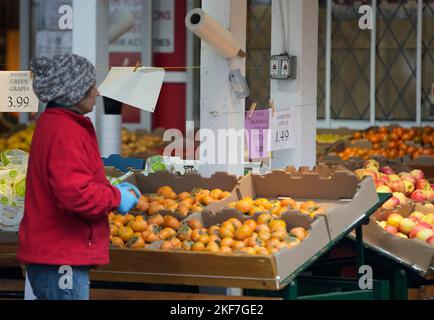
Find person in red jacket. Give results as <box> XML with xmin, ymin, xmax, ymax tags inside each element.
<box><xmin>18</xmin><ymin>54</ymin><xmax>140</xmax><ymax>300</ymax></box>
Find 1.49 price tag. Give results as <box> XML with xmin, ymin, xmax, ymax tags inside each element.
<box><xmin>271</xmin><ymin>108</ymin><xmax>295</xmax><ymax>151</ymax></box>
<box><xmin>0</xmin><ymin>72</ymin><xmax>38</xmax><ymax>112</ymax></box>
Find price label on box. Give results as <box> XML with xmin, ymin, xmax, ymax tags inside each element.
<box><xmin>0</xmin><ymin>72</ymin><xmax>39</xmax><ymax>112</ymax></box>
<box><xmin>271</xmin><ymin>108</ymin><xmax>295</xmax><ymax>151</ymax></box>
<box><xmin>245</xmin><ymin>109</ymin><xmax>271</xmax><ymax>159</ymax></box>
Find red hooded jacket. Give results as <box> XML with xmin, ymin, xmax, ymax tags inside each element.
<box><xmin>18</xmin><ymin>108</ymin><xmax>121</xmax><ymax>266</ymax></box>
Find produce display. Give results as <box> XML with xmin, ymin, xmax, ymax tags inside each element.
<box><xmin>0</xmin><ymin>124</ymin><xmax>35</xmax><ymax>153</ymax></box>
<box><xmin>228</xmin><ymin>196</ymin><xmax>324</xmax><ymax>219</ymax></box>
<box><xmin>121</xmin><ymin>128</ymin><xmax>166</xmax><ymax>157</ymax></box>
<box><xmin>316</xmin><ymin>133</ymin><xmax>351</xmax><ymax>144</ymax></box>
<box><xmin>354</xmin><ymin>159</ymin><xmax>434</xmax><ymax>209</ymax></box>
<box><xmin>376</xmin><ymin>206</ymin><xmax>434</xmax><ymax>246</ymax></box>
<box><xmin>337</xmin><ymin>126</ymin><xmax>434</xmax><ymax>160</ymax></box>
<box><xmin>109</xmin><ymin>212</ymin><xmax>309</xmax><ymax>255</ymax></box>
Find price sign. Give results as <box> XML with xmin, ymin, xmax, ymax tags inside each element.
<box><xmin>245</xmin><ymin>109</ymin><xmax>271</xmax><ymax>159</ymax></box>
<box><xmin>0</xmin><ymin>72</ymin><xmax>38</xmax><ymax>112</ymax></box>
<box><xmin>271</xmin><ymin>108</ymin><xmax>295</xmax><ymax>151</ymax></box>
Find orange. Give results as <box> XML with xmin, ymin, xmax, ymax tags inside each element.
<box><xmin>191</xmin><ymin>204</ymin><xmax>203</xmax><ymax>213</ymax></box>
<box><xmin>170</xmin><ymin>237</ymin><xmax>182</xmax><ymax>248</ymax></box>
<box><xmin>208</xmin><ymin>234</ymin><xmax>221</xmax><ymax>244</ymax></box>
<box><xmin>210</xmin><ymin>189</ymin><xmax>223</xmax><ymax>200</ymax></box>
<box><xmin>110</xmin><ymin>224</ymin><xmax>119</xmax><ymax>236</ymax></box>
<box><xmin>220</xmin><ymin>246</ymin><xmax>232</xmax><ymax>253</ymax></box>
<box><xmin>280</xmin><ymin>198</ymin><xmax>297</xmax><ymax>209</ymax></box>
<box><xmin>136</xmin><ymin>196</ymin><xmax>149</xmax><ymax>212</ymax></box>
<box><xmin>269</xmin><ymin>220</ymin><xmax>287</xmax><ymax>232</ymax></box>
<box><xmin>221</xmin><ymin>221</ymin><xmax>235</xmax><ymax>233</ymax></box>
<box><xmin>108</xmin><ymin>212</ymin><xmax>115</xmax><ymax>221</ymax></box>
<box><xmin>191</xmin><ymin>242</ymin><xmax>205</xmax><ymax>252</ymax></box>
<box><xmin>148</xmin><ymin>214</ymin><xmax>164</xmax><ymax>226</ymax></box>
<box><xmin>290</xmin><ymin>227</ymin><xmax>308</xmax><ymax>240</ymax></box>
<box><xmin>161</xmin><ymin>241</ymin><xmax>173</xmax><ymax>250</ymax></box>
<box><xmin>243</xmin><ymin>219</ymin><xmax>257</xmax><ymax>230</ymax></box>
<box><xmin>110</xmin><ymin>236</ymin><xmax>125</xmax><ymax>248</ymax></box>
<box><xmin>148</xmin><ymin>202</ymin><xmax>165</xmax><ymax>215</ymax></box>
<box><xmin>177</xmin><ymin>225</ymin><xmax>193</xmax><ymax>242</ymax></box>
<box><xmin>197</xmin><ymin>234</ymin><xmax>210</xmax><ymax>244</ymax></box>
<box><xmin>299</xmin><ymin>201</ymin><xmax>319</xmax><ymax>212</ymax></box>
<box><xmin>236</xmin><ymin>200</ymin><xmax>252</xmax><ymax>214</ymax></box>
<box><xmin>219</xmin><ymin>226</ymin><xmax>234</xmax><ymax>238</ymax></box>
<box><xmin>205</xmin><ymin>242</ymin><xmax>220</xmax><ymax>253</ymax></box>
<box><xmin>177</xmin><ymin>192</ymin><xmax>191</xmax><ymax>201</ymax></box>
<box><xmin>157</xmin><ymin>186</ymin><xmax>173</xmax><ymax>196</ymax></box>
<box><xmin>221</xmin><ymin>191</ymin><xmax>231</xmax><ymax>199</ymax></box>
<box><xmin>235</xmin><ymin>225</ymin><xmax>253</xmax><ymax>241</ymax></box>
<box><xmin>232</xmin><ymin>241</ymin><xmax>246</xmax><ymax>250</ymax></box>
<box><xmin>163</xmin><ymin>215</ymin><xmax>181</xmax><ymax>230</ymax></box>
<box><xmin>239</xmin><ymin>247</ymin><xmax>256</xmax><ymax>255</ymax></box>
<box><xmin>271</xmin><ymin>229</ymin><xmax>288</xmax><ymax>241</ymax></box>
<box><xmin>227</xmin><ymin>218</ymin><xmax>242</xmax><ymax>229</ymax></box>
<box><xmin>176</xmin><ymin>204</ymin><xmax>190</xmax><ymax>218</ymax></box>
<box><xmin>221</xmin><ymin>237</ymin><xmax>234</xmax><ymax>247</ymax></box>
<box><xmin>255</xmin><ymin>224</ymin><xmax>270</xmax><ymax>233</ymax></box>
<box><xmin>187</xmin><ymin>219</ymin><xmax>203</xmax><ymax>230</ymax></box>
<box><xmin>258</xmin><ymin>230</ymin><xmax>271</xmax><ymax>241</ymax></box>
<box><xmin>129</xmin><ymin>219</ymin><xmax>148</xmax><ymax>233</ymax></box>
<box><xmin>208</xmin><ymin>225</ymin><xmax>220</xmax><ymax>235</ymax></box>
<box><xmin>127</xmin><ymin>236</ymin><xmax>145</xmax><ymax>249</ymax></box>
<box><xmin>118</xmin><ymin>226</ymin><xmax>134</xmax><ymax>242</ymax></box>
<box><xmin>180</xmin><ymin>198</ymin><xmax>194</xmax><ymax>208</ymax></box>
<box><xmin>249</xmin><ymin>206</ymin><xmax>263</xmax><ymax>216</ymax></box>
<box><xmin>201</xmin><ymin>195</ymin><xmax>215</xmax><ymax>206</ymax></box>
<box><xmin>181</xmin><ymin>240</ymin><xmax>194</xmax><ymax>250</ymax></box>
<box><xmin>257</xmin><ymin>213</ymin><xmax>273</xmax><ymax>225</ymax></box>
<box><xmin>121</xmin><ymin>214</ymin><xmax>135</xmax><ymax>225</ymax></box>
<box><xmin>191</xmin><ymin>229</ymin><xmax>205</xmax><ymax>242</ymax></box>
<box><xmin>255</xmin><ymin>247</ymin><xmax>269</xmax><ymax>255</ymax></box>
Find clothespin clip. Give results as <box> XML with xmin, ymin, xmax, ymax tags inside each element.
<box><xmin>248</xmin><ymin>102</ymin><xmax>257</xmax><ymax>119</ymax></box>
<box><xmin>133</xmin><ymin>61</ymin><xmax>141</xmax><ymax>72</ymax></box>
<box><xmin>29</xmin><ymin>71</ymin><xmax>34</xmax><ymax>80</ymax></box>
<box><xmin>269</xmin><ymin>99</ymin><xmax>276</xmax><ymax>117</ymax></box>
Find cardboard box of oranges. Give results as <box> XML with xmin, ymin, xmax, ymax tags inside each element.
<box><xmin>206</xmin><ymin>166</ymin><xmax>379</xmax><ymax>241</ymax></box>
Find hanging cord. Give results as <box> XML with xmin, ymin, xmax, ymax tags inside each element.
<box><xmin>279</xmin><ymin>0</ymin><xmax>288</xmax><ymax>54</ymax></box>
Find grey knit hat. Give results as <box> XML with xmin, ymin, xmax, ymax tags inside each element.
<box><xmin>30</xmin><ymin>54</ymin><xmax>96</xmax><ymax>106</ymax></box>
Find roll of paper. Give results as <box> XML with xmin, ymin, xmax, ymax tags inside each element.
<box><xmin>185</xmin><ymin>8</ymin><xmax>246</xmax><ymax>59</ymax></box>
<box><xmin>109</xmin><ymin>9</ymin><xmax>135</xmax><ymax>44</ymax></box>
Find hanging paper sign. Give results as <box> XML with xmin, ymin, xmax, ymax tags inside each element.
<box><xmin>271</xmin><ymin>107</ymin><xmax>295</xmax><ymax>151</ymax></box>
<box><xmin>245</xmin><ymin>109</ymin><xmax>271</xmax><ymax>159</ymax></box>
<box><xmin>0</xmin><ymin>72</ymin><xmax>39</xmax><ymax>112</ymax></box>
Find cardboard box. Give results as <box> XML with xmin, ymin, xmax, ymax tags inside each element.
<box><xmin>403</xmin><ymin>156</ymin><xmax>434</xmax><ymax>183</ymax></box>
<box><xmin>207</xmin><ymin>167</ymin><xmax>379</xmax><ymax>241</ymax></box>
<box><xmin>100</xmin><ymin>209</ymin><xmax>330</xmax><ymax>290</ymax></box>
<box><xmin>361</xmin><ymin>203</ymin><xmax>434</xmax><ymax>277</ymax></box>
<box><xmin>125</xmin><ymin>171</ymin><xmax>239</xmax><ymax>220</ymax></box>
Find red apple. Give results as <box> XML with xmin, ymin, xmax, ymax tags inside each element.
<box><xmin>381</xmin><ymin>166</ymin><xmax>395</xmax><ymax>175</ymax></box>
<box><xmin>425</xmin><ymin>190</ymin><xmax>434</xmax><ymax>202</ymax></box>
<box><xmin>385</xmin><ymin>225</ymin><xmax>398</xmax><ymax>234</ymax></box>
<box><xmin>418</xmin><ymin>221</ymin><xmax>433</xmax><ymax>229</ymax></box>
<box><xmin>410</xmin><ymin>169</ymin><xmax>425</xmax><ymax>181</ymax></box>
<box><xmin>424</xmin><ymin>203</ymin><xmax>434</xmax><ymax>210</ymax></box>
<box><xmin>393</xmin><ymin>192</ymin><xmax>408</xmax><ymax>206</ymax></box>
<box><xmin>382</xmin><ymin>197</ymin><xmax>400</xmax><ymax>210</ymax></box>
<box><xmin>387</xmin><ymin>213</ymin><xmax>404</xmax><ymax>227</ymax></box>
<box><xmin>416</xmin><ymin>179</ymin><xmax>432</xmax><ymax>192</ymax></box>
<box><xmin>410</xmin><ymin>189</ymin><xmax>428</xmax><ymax>202</ymax></box>
<box><xmin>388</xmin><ymin>174</ymin><xmax>401</xmax><ymax>182</ymax></box>
<box><xmin>365</xmin><ymin>159</ymin><xmax>380</xmax><ymax>170</ymax></box>
<box><xmin>409</xmin><ymin>224</ymin><xmax>430</xmax><ymax>239</ymax></box>
<box><xmin>416</xmin><ymin>228</ymin><xmax>434</xmax><ymax>242</ymax></box>
<box><xmin>377</xmin><ymin>185</ymin><xmax>392</xmax><ymax>193</ymax></box>
<box><xmin>379</xmin><ymin>174</ymin><xmax>391</xmax><ymax>185</ymax></box>
<box><xmin>398</xmin><ymin>218</ymin><xmax>417</xmax><ymax>235</ymax></box>
<box><xmin>403</xmin><ymin>180</ymin><xmax>415</xmax><ymax>196</ymax></box>
<box><xmin>426</xmin><ymin>235</ymin><xmax>434</xmax><ymax>246</ymax></box>
<box><xmin>400</xmin><ymin>174</ymin><xmax>417</xmax><ymax>186</ymax></box>
<box><xmin>389</xmin><ymin>179</ymin><xmax>406</xmax><ymax>193</ymax></box>
<box><xmin>362</xmin><ymin>169</ymin><xmax>379</xmax><ymax>183</ymax></box>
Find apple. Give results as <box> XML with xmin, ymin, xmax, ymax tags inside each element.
<box><xmin>354</xmin><ymin>169</ymin><xmax>365</xmax><ymax>180</ymax></box>
<box><xmin>418</xmin><ymin>221</ymin><xmax>433</xmax><ymax>229</ymax></box>
<box><xmin>425</xmin><ymin>190</ymin><xmax>434</xmax><ymax>202</ymax></box>
<box><xmin>365</xmin><ymin>160</ymin><xmax>380</xmax><ymax>169</ymax></box>
<box><xmin>393</xmin><ymin>192</ymin><xmax>408</xmax><ymax>206</ymax></box>
<box><xmin>380</xmin><ymin>166</ymin><xmax>395</xmax><ymax>175</ymax></box>
<box><xmin>410</xmin><ymin>169</ymin><xmax>425</xmax><ymax>181</ymax></box>
<box><xmin>387</xmin><ymin>213</ymin><xmax>404</xmax><ymax>227</ymax></box>
<box><xmin>382</xmin><ymin>197</ymin><xmax>400</xmax><ymax>210</ymax></box>
<box><xmin>416</xmin><ymin>228</ymin><xmax>434</xmax><ymax>242</ymax></box>
<box><xmin>388</xmin><ymin>174</ymin><xmax>401</xmax><ymax>182</ymax></box>
<box><xmin>379</xmin><ymin>174</ymin><xmax>391</xmax><ymax>185</ymax></box>
<box><xmin>377</xmin><ymin>185</ymin><xmax>392</xmax><ymax>193</ymax></box>
<box><xmin>409</xmin><ymin>224</ymin><xmax>430</xmax><ymax>239</ymax></box>
<box><xmin>385</xmin><ymin>225</ymin><xmax>398</xmax><ymax>234</ymax></box>
<box><xmin>410</xmin><ymin>189</ymin><xmax>428</xmax><ymax>202</ymax></box>
<box><xmin>389</xmin><ymin>179</ymin><xmax>406</xmax><ymax>193</ymax></box>
<box><xmin>409</xmin><ymin>211</ymin><xmax>424</xmax><ymax>223</ymax></box>
<box><xmin>398</xmin><ymin>218</ymin><xmax>417</xmax><ymax>234</ymax></box>
<box><xmin>400</xmin><ymin>173</ymin><xmax>417</xmax><ymax>186</ymax></box>
<box><xmin>416</xmin><ymin>179</ymin><xmax>432</xmax><ymax>192</ymax></box>
<box><xmin>396</xmin><ymin>232</ymin><xmax>409</xmax><ymax>239</ymax></box>
<box><xmin>424</xmin><ymin>213</ymin><xmax>434</xmax><ymax>226</ymax></box>
<box><xmin>424</xmin><ymin>203</ymin><xmax>434</xmax><ymax>210</ymax></box>
<box><xmin>403</xmin><ymin>180</ymin><xmax>415</xmax><ymax>196</ymax></box>
<box><xmin>426</xmin><ymin>236</ymin><xmax>434</xmax><ymax>246</ymax></box>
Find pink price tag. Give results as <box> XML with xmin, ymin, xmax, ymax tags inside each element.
<box><xmin>245</xmin><ymin>110</ymin><xmax>271</xmax><ymax>159</ymax></box>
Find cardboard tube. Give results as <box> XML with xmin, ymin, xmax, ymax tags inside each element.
<box><xmin>109</xmin><ymin>9</ymin><xmax>135</xmax><ymax>44</ymax></box>
<box><xmin>185</xmin><ymin>8</ymin><xmax>246</xmax><ymax>59</ymax></box>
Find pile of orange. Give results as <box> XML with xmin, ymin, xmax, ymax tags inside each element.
<box><xmin>228</xmin><ymin>197</ymin><xmax>324</xmax><ymax>219</ymax></box>
<box><xmin>108</xmin><ymin>212</ymin><xmax>309</xmax><ymax>255</ymax></box>
<box><xmin>134</xmin><ymin>186</ymin><xmax>231</xmax><ymax>218</ymax></box>
<box><xmin>339</xmin><ymin>126</ymin><xmax>434</xmax><ymax>161</ymax></box>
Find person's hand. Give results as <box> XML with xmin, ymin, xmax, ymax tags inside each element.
<box><xmin>115</xmin><ymin>182</ymin><xmax>141</xmax><ymax>214</ymax></box>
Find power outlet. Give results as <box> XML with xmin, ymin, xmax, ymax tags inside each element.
<box><xmin>270</xmin><ymin>54</ymin><xmax>297</xmax><ymax>80</ymax></box>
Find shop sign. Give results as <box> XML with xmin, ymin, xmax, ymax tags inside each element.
<box><xmin>0</xmin><ymin>72</ymin><xmax>39</xmax><ymax>112</ymax></box>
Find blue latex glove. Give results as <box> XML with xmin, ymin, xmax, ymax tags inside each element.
<box><xmin>115</xmin><ymin>182</ymin><xmax>141</xmax><ymax>214</ymax></box>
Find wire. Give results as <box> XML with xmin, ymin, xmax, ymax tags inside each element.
<box><xmin>279</xmin><ymin>0</ymin><xmax>288</xmax><ymax>54</ymax></box>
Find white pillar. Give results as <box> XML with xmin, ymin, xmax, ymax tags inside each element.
<box><xmin>270</xmin><ymin>0</ymin><xmax>318</xmax><ymax>169</ymax></box>
<box><xmin>72</xmin><ymin>0</ymin><xmax>109</xmax><ymax>150</ymax></box>
<box><xmin>199</xmin><ymin>0</ymin><xmax>247</xmax><ymax>177</ymax></box>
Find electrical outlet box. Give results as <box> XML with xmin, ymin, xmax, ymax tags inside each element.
<box><xmin>270</xmin><ymin>54</ymin><xmax>297</xmax><ymax>80</ymax></box>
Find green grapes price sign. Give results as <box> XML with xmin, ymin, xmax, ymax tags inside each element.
<box><xmin>0</xmin><ymin>72</ymin><xmax>38</xmax><ymax>112</ymax></box>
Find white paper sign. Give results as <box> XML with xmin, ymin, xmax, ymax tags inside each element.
<box><xmin>0</xmin><ymin>72</ymin><xmax>39</xmax><ymax>112</ymax></box>
<box><xmin>153</xmin><ymin>0</ymin><xmax>175</xmax><ymax>53</ymax></box>
<box><xmin>98</xmin><ymin>67</ymin><xmax>165</xmax><ymax>113</ymax></box>
<box><xmin>270</xmin><ymin>108</ymin><xmax>295</xmax><ymax>151</ymax></box>
<box><xmin>36</xmin><ymin>30</ymin><xmax>72</xmax><ymax>58</ymax></box>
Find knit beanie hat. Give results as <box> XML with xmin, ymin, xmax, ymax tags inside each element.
<box><xmin>30</xmin><ymin>54</ymin><xmax>96</xmax><ymax>106</ymax></box>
